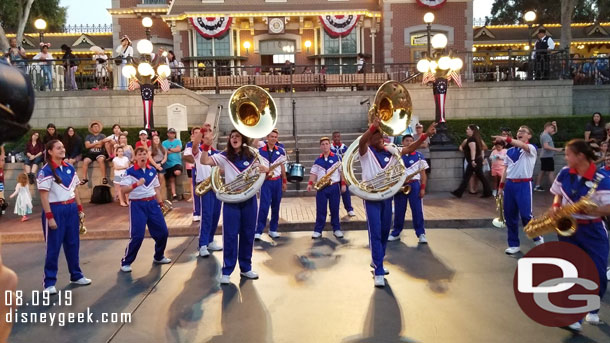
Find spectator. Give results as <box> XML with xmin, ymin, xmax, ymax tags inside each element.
<box><xmin>162</xmin><ymin>128</ymin><xmax>183</xmax><ymax>201</ymax></box>
<box><xmin>533</xmin><ymin>29</ymin><xmax>554</xmax><ymax>80</ymax></box>
<box><xmin>303</xmin><ymin>66</ymin><xmax>312</xmax><ymax>74</ymax></box>
<box><xmin>103</xmin><ymin>124</ymin><xmax>126</xmax><ymax>160</ymax></box>
<box><xmin>62</xmin><ymin>126</ymin><xmax>82</xmax><ymax>165</ymax></box>
<box><xmin>595</xmin><ymin>55</ymin><xmax>610</xmax><ymax>84</ymax></box>
<box><xmin>167</xmin><ymin>50</ymin><xmax>184</xmax><ymax>86</ymax></box>
<box><xmin>92</xmin><ymin>48</ymin><xmax>108</xmax><ymax>90</ymax></box>
<box><xmin>149</xmin><ymin>135</ymin><xmax>167</xmax><ymax>200</ymax></box>
<box><xmin>33</xmin><ymin>42</ymin><xmax>54</xmax><ymax>91</ymax></box>
<box><xmin>24</xmin><ymin>132</ymin><xmax>43</xmax><ymax>184</ymax></box>
<box><xmin>61</xmin><ymin>44</ymin><xmax>78</xmax><ymax>91</ymax></box>
<box><xmin>595</xmin><ymin>141</ymin><xmax>609</xmax><ymax>168</ymax></box>
<box><xmin>535</xmin><ymin>121</ymin><xmax>563</xmax><ymax>191</ymax></box>
<box><xmin>500</xmin><ymin>127</ymin><xmax>513</xmax><ymax>148</ymax></box>
<box><xmin>42</xmin><ymin>123</ymin><xmax>60</xmax><ymax>145</ymax></box>
<box><xmin>413</xmin><ymin>123</ymin><xmax>431</xmax><ymax>175</ymax></box>
<box><xmin>357</xmin><ymin>53</ymin><xmax>365</xmax><ymax>74</ymax></box>
<box><xmin>115</xmin><ymin>133</ymin><xmax>134</xmax><ymax>162</ymax></box>
<box><xmin>6</xmin><ymin>37</ymin><xmax>27</xmax><ymax>73</ymax></box>
<box><xmin>585</xmin><ymin>112</ymin><xmax>606</xmax><ymax>143</ymax></box>
<box><xmin>281</xmin><ymin>60</ymin><xmax>293</xmax><ymax>75</ymax></box>
<box><xmin>571</xmin><ymin>53</ymin><xmax>586</xmax><ymax>84</ymax></box>
<box><xmin>9</xmin><ymin>173</ymin><xmax>32</xmax><ymax>222</ymax></box>
<box><xmin>115</xmin><ymin>35</ymin><xmax>133</xmax><ymax>90</ymax></box>
<box><xmin>451</xmin><ymin>124</ymin><xmax>493</xmax><ymax>198</ymax></box>
<box><xmin>489</xmin><ymin>139</ymin><xmax>507</xmax><ymax>196</ymax></box>
<box><xmin>81</xmin><ymin>121</ymin><xmax>108</xmax><ymax>185</ymax></box>
<box><xmin>111</xmin><ymin>146</ymin><xmax>130</xmax><ymax>207</ymax></box>
<box><xmin>135</xmin><ymin>130</ymin><xmax>151</xmax><ymax>149</ymax></box>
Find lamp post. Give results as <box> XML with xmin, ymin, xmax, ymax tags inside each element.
<box><xmin>243</xmin><ymin>41</ymin><xmax>251</xmax><ymax>56</ymax></box>
<box><xmin>423</xmin><ymin>12</ymin><xmax>435</xmax><ymax>58</ymax></box>
<box><xmin>142</xmin><ymin>17</ymin><xmax>153</xmax><ymax>41</ymax></box>
<box><xmin>34</xmin><ymin>18</ymin><xmax>47</xmax><ymax>43</ymax></box>
<box><xmin>524</xmin><ymin>11</ymin><xmax>536</xmax><ymax>80</ymax></box>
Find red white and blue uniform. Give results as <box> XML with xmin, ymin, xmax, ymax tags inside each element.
<box><xmin>503</xmin><ymin>143</ymin><xmax>542</xmax><ymax>247</ymax></box>
<box><xmin>331</xmin><ymin>142</ymin><xmax>354</xmax><ymax>213</ymax></box>
<box><xmin>184</xmin><ymin>141</ymin><xmax>201</xmax><ymax>217</ymax></box>
<box><xmin>391</xmin><ymin>152</ymin><xmax>429</xmax><ymax>238</ymax></box>
<box><xmin>310</xmin><ymin>152</ymin><xmax>342</xmax><ymax>234</ymax></box>
<box><xmin>551</xmin><ymin>164</ymin><xmax>610</xmax><ymax>313</ymax></box>
<box><xmin>194</xmin><ymin>145</ymin><xmax>222</xmax><ymax>248</ymax></box>
<box><xmin>211</xmin><ymin>151</ymin><xmax>258</xmax><ymax>276</ymax></box>
<box><xmin>256</xmin><ymin>144</ymin><xmax>286</xmax><ymax>235</ymax></box>
<box><xmin>37</xmin><ymin>160</ymin><xmax>84</xmax><ymax>288</ymax></box>
<box><xmin>360</xmin><ymin>146</ymin><xmax>396</xmax><ymax>276</ymax></box>
<box><xmin>120</xmin><ymin>163</ymin><xmax>168</xmax><ymax>266</ymax></box>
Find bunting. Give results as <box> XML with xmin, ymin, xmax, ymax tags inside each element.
<box><xmin>190</xmin><ymin>17</ymin><xmax>232</xmax><ymax>39</ymax></box>
<box><xmin>319</xmin><ymin>15</ymin><xmax>360</xmax><ymax>38</ymax></box>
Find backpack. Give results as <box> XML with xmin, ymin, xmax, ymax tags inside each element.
<box><xmin>91</xmin><ymin>185</ymin><xmax>112</xmax><ymax>204</ymax></box>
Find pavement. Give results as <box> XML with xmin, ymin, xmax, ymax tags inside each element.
<box><xmin>0</xmin><ymin>192</ymin><xmax>556</xmax><ymax>243</ymax></box>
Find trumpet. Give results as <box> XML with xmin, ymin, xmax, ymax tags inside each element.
<box><xmin>399</xmin><ymin>166</ymin><xmax>428</xmax><ymax>195</ymax></box>
<box><xmin>79</xmin><ymin>212</ymin><xmax>87</xmax><ymax>235</ymax></box>
<box><xmin>160</xmin><ymin>200</ymin><xmax>173</xmax><ymax>216</ymax></box>
<box><xmin>314</xmin><ymin>162</ymin><xmax>341</xmax><ymax>191</ymax></box>
<box><xmin>492</xmin><ymin>192</ymin><xmax>505</xmax><ymax>228</ymax></box>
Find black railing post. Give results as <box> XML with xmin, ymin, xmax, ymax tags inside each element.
<box><xmin>214</xmin><ymin>65</ymin><xmax>219</xmax><ymax>94</ymax></box>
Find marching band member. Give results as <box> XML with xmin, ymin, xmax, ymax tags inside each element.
<box><xmin>192</xmin><ymin>126</ymin><xmax>223</xmax><ymax>257</ymax></box>
<box><xmin>38</xmin><ymin>140</ymin><xmax>91</xmax><ymax>294</ymax></box>
<box><xmin>119</xmin><ymin>147</ymin><xmax>171</xmax><ymax>272</ymax></box>
<box><xmin>255</xmin><ymin>129</ymin><xmax>287</xmax><ymax>240</ymax></box>
<box><xmin>331</xmin><ymin>131</ymin><xmax>356</xmax><ymax>217</ymax></box>
<box><xmin>200</xmin><ymin>129</ymin><xmax>269</xmax><ymax>284</ymax></box>
<box><xmin>306</xmin><ymin>136</ymin><xmax>346</xmax><ymax>239</ymax></box>
<box><xmin>388</xmin><ymin>135</ymin><xmax>429</xmax><ymax>243</ymax></box>
<box><xmin>550</xmin><ymin>139</ymin><xmax>610</xmax><ymax>329</ymax></box>
<box><xmin>492</xmin><ymin>126</ymin><xmax>543</xmax><ymax>255</ymax></box>
<box><xmin>359</xmin><ymin>119</ymin><xmax>435</xmax><ymax>287</ymax></box>
<box><xmin>183</xmin><ymin>126</ymin><xmax>202</xmax><ymax>222</ymax></box>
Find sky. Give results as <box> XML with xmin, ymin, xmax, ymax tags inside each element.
<box><xmin>58</xmin><ymin>0</ymin><xmax>494</xmax><ymax>25</ymax></box>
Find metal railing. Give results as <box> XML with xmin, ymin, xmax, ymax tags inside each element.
<box><xmin>61</xmin><ymin>24</ymin><xmax>113</xmax><ymax>34</ymax></box>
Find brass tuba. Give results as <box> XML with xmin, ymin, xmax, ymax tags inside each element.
<box><xmin>342</xmin><ymin>81</ymin><xmax>413</xmax><ymax>201</ymax></box>
<box><xmin>211</xmin><ymin>85</ymin><xmax>277</xmax><ymax>203</ymax></box>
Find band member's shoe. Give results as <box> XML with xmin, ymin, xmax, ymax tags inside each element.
<box><xmin>120</xmin><ymin>265</ymin><xmax>132</xmax><ymax>273</ymax></box>
<box><xmin>374</xmin><ymin>275</ymin><xmax>385</xmax><ymax>287</ymax></box>
<box><xmin>450</xmin><ymin>190</ymin><xmax>462</xmax><ymax>199</ymax></box>
<box><xmin>240</xmin><ymin>270</ymin><xmax>259</xmax><ymax>280</ymax></box>
<box><xmin>333</xmin><ymin>230</ymin><xmax>344</xmax><ymax>238</ymax></box>
<box><xmin>585</xmin><ymin>313</ymin><xmax>600</xmax><ymax>325</ymax></box>
<box><xmin>154</xmin><ymin>257</ymin><xmax>172</xmax><ymax>264</ymax></box>
<box><xmin>269</xmin><ymin>231</ymin><xmax>281</xmax><ymax>239</ymax></box>
<box><xmin>71</xmin><ymin>277</ymin><xmax>92</xmax><ymax>285</ymax></box>
<box><xmin>566</xmin><ymin>322</ymin><xmax>582</xmax><ymax>332</ymax></box>
<box><xmin>504</xmin><ymin>247</ymin><xmax>521</xmax><ymax>255</ymax></box>
<box><xmin>347</xmin><ymin>210</ymin><xmax>356</xmax><ymax>217</ymax></box>
<box><xmin>387</xmin><ymin>234</ymin><xmax>400</xmax><ymax>242</ymax></box>
<box><xmin>208</xmin><ymin>241</ymin><xmax>223</xmax><ymax>251</ymax></box>
<box><xmin>607</xmin><ymin>267</ymin><xmax>610</xmax><ymax>280</ymax></box>
<box><xmin>418</xmin><ymin>234</ymin><xmax>428</xmax><ymax>244</ymax></box>
<box><xmin>199</xmin><ymin>246</ymin><xmax>210</xmax><ymax>258</ymax></box>
<box><xmin>370</xmin><ymin>263</ymin><xmax>389</xmax><ymax>275</ymax></box>
<box><xmin>312</xmin><ymin>232</ymin><xmax>321</xmax><ymax>239</ymax></box>
<box><xmin>192</xmin><ymin>215</ymin><xmax>201</xmax><ymax>222</ymax></box>
<box><xmin>534</xmin><ymin>237</ymin><xmax>544</xmax><ymax>246</ymax></box>
<box><xmin>43</xmin><ymin>286</ymin><xmax>58</xmax><ymax>295</ymax></box>
<box><xmin>254</xmin><ymin>233</ymin><xmax>262</xmax><ymax>241</ymax></box>
<box><xmin>220</xmin><ymin>275</ymin><xmax>231</xmax><ymax>284</ymax></box>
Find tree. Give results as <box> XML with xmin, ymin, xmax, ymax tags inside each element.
<box><xmin>561</xmin><ymin>0</ymin><xmax>576</xmax><ymax>52</ymax></box>
<box><xmin>0</xmin><ymin>0</ymin><xmax>67</xmax><ymax>51</ymax></box>
<box><xmin>486</xmin><ymin>0</ymin><xmax>603</xmax><ymax>25</ymax></box>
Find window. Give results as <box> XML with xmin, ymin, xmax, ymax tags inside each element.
<box><xmin>341</xmin><ymin>30</ymin><xmax>357</xmax><ymax>54</ymax></box>
<box><xmin>195</xmin><ymin>32</ymin><xmax>231</xmax><ymax>57</ymax></box>
<box><xmin>273</xmin><ymin>54</ymin><xmax>294</xmax><ymax>64</ymax></box>
<box><xmin>322</xmin><ymin>29</ymin><xmax>358</xmax><ymax>74</ymax></box>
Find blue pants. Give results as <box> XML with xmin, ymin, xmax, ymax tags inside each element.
<box><xmin>558</xmin><ymin>222</ymin><xmax>609</xmax><ymax>314</ymax></box>
<box><xmin>503</xmin><ymin>180</ymin><xmax>540</xmax><ymax>247</ymax></box>
<box><xmin>314</xmin><ymin>183</ymin><xmax>340</xmax><ymax>233</ymax></box>
<box><xmin>391</xmin><ymin>181</ymin><xmax>425</xmax><ymax>237</ymax></box>
<box><xmin>192</xmin><ymin>170</ymin><xmax>201</xmax><ymax>217</ymax></box>
<box><xmin>121</xmin><ymin>200</ymin><xmax>169</xmax><ymax>266</ymax></box>
<box><xmin>365</xmin><ymin>199</ymin><xmax>393</xmax><ymax>276</ymax></box>
<box><xmin>341</xmin><ymin>187</ymin><xmax>354</xmax><ymax>212</ymax></box>
<box><xmin>198</xmin><ymin>191</ymin><xmax>222</xmax><ymax>247</ymax></box>
<box><xmin>41</xmin><ymin>202</ymin><xmax>83</xmax><ymax>288</ymax></box>
<box><xmin>256</xmin><ymin>178</ymin><xmax>283</xmax><ymax>234</ymax></box>
<box><xmin>41</xmin><ymin>65</ymin><xmax>53</xmax><ymax>91</ymax></box>
<box><xmin>222</xmin><ymin>196</ymin><xmax>257</xmax><ymax>275</ymax></box>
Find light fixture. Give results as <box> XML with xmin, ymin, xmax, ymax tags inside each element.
<box><xmin>142</xmin><ymin>17</ymin><xmax>153</xmax><ymax>28</ymax></box>
<box><xmin>417</xmin><ymin>59</ymin><xmax>430</xmax><ymax>73</ymax></box>
<box><xmin>423</xmin><ymin>12</ymin><xmax>435</xmax><ymax>24</ymax></box>
<box><xmin>34</xmin><ymin>18</ymin><xmax>47</xmax><ymax>30</ymax></box>
<box><xmin>122</xmin><ymin>64</ymin><xmax>137</xmax><ymax>79</ymax></box>
<box><xmin>429</xmin><ymin>60</ymin><xmax>438</xmax><ymax>71</ymax></box>
<box><xmin>524</xmin><ymin>45</ymin><xmax>530</xmax><ymax>51</ymax></box>
<box><xmin>157</xmin><ymin>64</ymin><xmax>171</xmax><ymax>78</ymax></box>
<box><xmin>438</xmin><ymin>56</ymin><xmax>451</xmax><ymax>70</ymax></box>
<box><xmin>450</xmin><ymin>57</ymin><xmax>463</xmax><ymax>71</ymax></box>
<box><xmin>304</xmin><ymin>40</ymin><xmax>312</xmax><ymax>48</ymax></box>
<box><xmin>136</xmin><ymin>39</ymin><xmax>154</xmax><ymax>55</ymax></box>
<box><xmin>243</xmin><ymin>41</ymin><xmax>251</xmax><ymax>50</ymax></box>
<box><xmin>162</xmin><ymin>51</ymin><xmax>168</xmax><ymax>57</ymax></box>
<box><xmin>138</xmin><ymin>62</ymin><xmax>155</xmax><ymax>76</ymax></box>
<box><xmin>431</xmin><ymin>33</ymin><xmax>448</xmax><ymax>49</ymax></box>
<box><xmin>472</xmin><ymin>46</ymin><xmax>477</xmax><ymax>52</ymax></box>
<box><xmin>524</xmin><ymin>11</ymin><xmax>536</xmax><ymax>23</ymax></box>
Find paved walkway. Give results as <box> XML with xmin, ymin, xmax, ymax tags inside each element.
<box><xmin>0</xmin><ymin>192</ymin><xmax>555</xmax><ymax>243</ymax></box>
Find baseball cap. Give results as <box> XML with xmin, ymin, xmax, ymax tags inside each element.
<box><xmin>168</xmin><ymin>128</ymin><xmax>176</xmax><ymax>133</ymax></box>
<box><xmin>139</xmin><ymin>130</ymin><xmax>147</xmax><ymax>135</ymax></box>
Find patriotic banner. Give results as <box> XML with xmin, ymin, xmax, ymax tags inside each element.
<box><xmin>140</xmin><ymin>84</ymin><xmax>155</xmax><ymax>130</ymax></box>
<box><xmin>433</xmin><ymin>78</ymin><xmax>448</xmax><ymax>123</ymax></box>
<box><xmin>190</xmin><ymin>17</ymin><xmax>232</xmax><ymax>39</ymax></box>
<box><xmin>422</xmin><ymin>72</ymin><xmax>435</xmax><ymax>85</ymax></box>
<box><xmin>128</xmin><ymin>78</ymin><xmax>140</xmax><ymax>91</ymax></box>
<box><xmin>319</xmin><ymin>15</ymin><xmax>360</xmax><ymax>38</ymax></box>
<box><xmin>157</xmin><ymin>78</ymin><xmax>170</xmax><ymax>92</ymax></box>
<box><xmin>416</xmin><ymin>0</ymin><xmax>447</xmax><ymax>9</ymax></box>
<box><xmin>448</xmin><ymin>70</ymin><xmax>462</xmax><ymax>88</ymax></box>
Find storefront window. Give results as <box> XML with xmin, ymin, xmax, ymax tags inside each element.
<box><xmin>195</xmin><ymin>32</ymin><xmax>231</xmax><ymax>57</ymax></box>
<box><xmin>341</xmin><ymin>31</ymin><xmax>357</xmax><ymax>54</ymax></box>
<box><xmin>322</xmin><ymin>30</ymin><xmax>358</xmax><ymax>74</ymax></box>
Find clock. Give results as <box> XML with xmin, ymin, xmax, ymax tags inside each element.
<box><xmin>416</xmin><ymin>0</ymin><xmax>447</xmax><ymax>9</ymax></box>
<box><xmin>268</xmin><ymin>17</ymin><xmax>285</xmax><ymax>34</ymax></box>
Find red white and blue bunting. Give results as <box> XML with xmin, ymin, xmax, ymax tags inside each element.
<box><xmin>416</xmin><ymin>0</ymin><xmax>447</xmax><ymax>9</ymax></box>
<box><xmin>319</xmin><ymin>15</ymin><xmax>360</xmax><ymax>38</ymax></box>
<box><xmin>190</xmin><ymin>17</ymin><xmax>232</xmax><ymax>39</ymax></box>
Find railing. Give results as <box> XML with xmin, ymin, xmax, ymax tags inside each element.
<box><xmin>61</xmin><ymin>24</ymin><xmax>113</xmax><ymax>34</ymax></box>
<box><xmin>141</xmin><ymin>0</ymin><xmax>168</xmax><ymax>4</ymax></box>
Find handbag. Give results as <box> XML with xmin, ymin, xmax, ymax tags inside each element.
<box><xmin>114</xmin><ymin>46</ymin><xmax>129</xmax><ymax>65</ymax></box>
<box><xmin>91</xmin><ymin>185</ymin><xmax>112</xmax><ymax>204</ymax></box>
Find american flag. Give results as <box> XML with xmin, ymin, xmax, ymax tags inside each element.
<box><xmin>128</xmin><ymin>78</ymin><xmax>140</xmax><ymax>91</ymax></box>
<box><xmin>449</xmin><ymin>70</ymin><xmax>462</xmax><ymax>88</ymax></box>
<box><xmin>421</xmin><ymin>72</ymin><xmax>435</xmax><ymax>85</ymax></box>
<box><xmin>158</xmin><ymin>78</ymin><xmax>170</xmax><ymax>92</ymax></box>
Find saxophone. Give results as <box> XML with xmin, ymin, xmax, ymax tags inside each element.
<box><xmin>265</xmin><ymin>155</ymin><xmax>287</xmax><ymax>179</ymax></box>
<box><xmin>314</xmin><ymin>162</ymin><xmax>341</xmax><ymax>191</ymax></box>
<box><xmin>79</xmin><ymin>212</ymin><xmax>87</xmax><ymax>235</ymax></box>
<box><xmin>523</xmin><ymin>175</ymin><xmax>601</xmax><ymax>238</ymax></box>
<box><xmin>492</xmin><ymin>192</ymin><xmax>505</xmax><ymax>228</ymax></box>
<box><xmin>400</xmin><ymin>165</ymin><xmax>428</xmax><ymax>195</ymax></box>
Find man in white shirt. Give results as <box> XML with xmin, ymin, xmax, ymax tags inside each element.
<box><xmin>534</xmin><ymin>29</ymin><xmax>555</xmax><ymax>80</ymax></box>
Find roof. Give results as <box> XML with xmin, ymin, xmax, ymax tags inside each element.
<box><xmin>8</xmin><ymin>33</ymin><xmax>114</xmax><ymax>55</ymax></box>
<box><xmin>474</xmin><ymin>22</ymin><xmax>610</xmax><ymax>45</ymax></box>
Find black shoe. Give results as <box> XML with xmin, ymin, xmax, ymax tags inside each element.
<box><xmin>172</xmin><ymin>195</ymin><xmax>179</xmax><ymax>202</ymax></box>
<box><xmin>450</xmin><ymin>190</ymin><xmax>462</xmax><ymax>198</ymax></box>
<box><xmin>28</xmin><ymin>173</ymin><xmax>35</xmax><ymax>184</ymax></box>
<box><xmin>481</xmin><ymin>192</ymin><xmax>493</xmax><ymax>198</ymax></box>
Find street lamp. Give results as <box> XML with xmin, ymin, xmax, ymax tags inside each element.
<box><xmin>423</xmin><ymin>12</ymin><xmax>435</xmax><ymax>58</ymax></box>
<box><xmin>34</xmin><ymin>18</ymin><xmax>47</xmax><ymax>43</ymax></box>
<box><xmin>243</xmin><ymin>41</ymin><xmax>251</xmax><ymax>55</ymax></box>
<box><xmin>304</xmin><ymin>40</ymin><xmax>312</xmax><ymax>54</ymax></box>
<box><xmin>142</xmin><ymin>16</ymin><xmax>153</xmax><ymax>40</ymax></box>
<box><xmin>524</xmin><ymin>11</ymin><xmax>536</xmax><ymax>80</ymax></box>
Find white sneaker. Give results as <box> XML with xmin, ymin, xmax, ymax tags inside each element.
<box><xmin>43</xmin><ymin>286</ymin><xmax>58</xmax><ymax>295</ymax></box>
<box><xmin>193</xmin><ymin>215</ymin><xmax>201</xmax><ymax>222</ymax></box>
<box><xmin>208</xmin><ymin>241</ymin><xmax>223</xmax><ymax>251</ymax></box>
<box><xmin>387</xmin><ymin>234</ymin><xmax>400</xmax><ymax>242</ymax></box>
<box><xmin>240</xmin><ymin>270</ymin><xmax>259</xmax><ymax>279</ymax></box>
<box><xmin>154</xmin><ymin>257</ymin><xmax>172</xmax><ymax>264</ymax></box>
<box><xmin>505</xmin><ymin>247</ymin><xmax>521</xmax><ymax>255</ymax></box>
<box><xmin>71</xmin><ymin>277</ymin><xmax>92</xmax><ymax>285</ymax></box>
<box><xmin>370</xmin><ymin>263</ymin><xmax>389</xmax><ymax>275</ymax></box>
<box><xmin>120</xmin><ymin>265</ymin><xmax>132</xmax><ymax>273</ymax></box>
<box><xmin>607</xmin><ymin>267</ymin><xmax>610</xmax><ymax>280</ymax></box>
<box><xmin>333</xmin><ymin>230</ymin><xmax>344</xmax><ymax>238</ymax></box>
<box><xmin>254</xmin><ymin>233</ymin><xmax>262</xmax><ymax>241</ymax></box>
<box><xmin>585</xmin><ymin>313</ymin><xmax>600</xmax><ymax>325</ymax></box>
<box><xmin>374</xmin><ymin>275</ymin><xmax>385</xmax><ymax>287</ymax></box>
<box><xmin>534</xmin><ymin>237</ymin><xmax>544</xmax><ymax>246</ymax></box>
<box><xmin>492</xmin><ymin>189</ymin><xmax>497</xmax><ymax>197</ymax></box>
<box><xmin>220</xmin><ymin>275</ymin><xmax>231</xmax><ymax>284</ymax></box>
<box><xmin>199</xmin><ymin>246</ymin><xmax>210</xmax><ymax>257</ymax></box>
<box><xmin>311</xmin><ymin>232</ymin><xmax>321</xmax><ymax>239</ymax></box>
<box><xmin>347</xmin><ymin>210</ymin><xmax>356</xmax><ymax>217</ymax></box>
<box><xmin>269</xmin><ymin>231</ymin><xmax>281</xmax><ymax>239</ymax></box>
<box><xmin>567</xmin><ymin>321</ymin><xmax>582</xmax><ymax>331</ymax></box>
<box><xmin>418</xmin><ymin>234</ymin><xmax>428</xmax><ymax>244</ymax></box>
